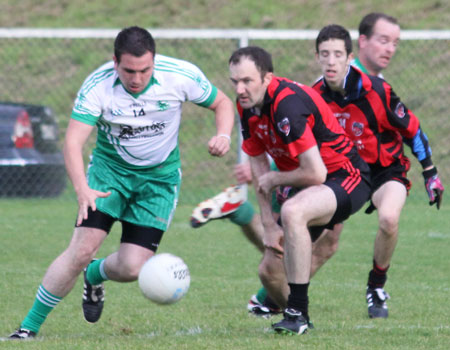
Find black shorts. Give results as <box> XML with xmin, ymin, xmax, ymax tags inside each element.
<box><xmin>76</xmin><ymin>208</ymin><xmax>164</xmax><ymax>252</ymax></box>
<box><xmin>309</xmin><ymin>161</ymin><xmax>371</xmax><ymax>242</ymax></box>
<box><xmin>364</xmin><ymin>157</ymin><xmax>411</xmax><ymax>214</ymax></box>
<box><xmin>370</xmin><ymin>157</ymin><xmax>411</xmax><ymax>193</ymax></box>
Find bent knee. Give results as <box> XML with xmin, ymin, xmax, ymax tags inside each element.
<box><xmin>118</xmin><ymin>260</ymin><xmax>146</xmax><ymax>281</ymax></box>
<box><xmin>66</xmin><ymin>247</ymin><xmax>98</xmax><ymax>271</ymax></box>
<box><xmin>378</xmin><ymin>214</ymin><xmax>400</xmax><ymax>235</ymax></box>
<box><xmin>280</xmin><ymin>200</ymin><xmax>306</xmax><ymax>228</ymax></box>
<box><xmin>259</xmin><ymin>252</ymin><xmax>283</xmax><ymax>280</ymax></box>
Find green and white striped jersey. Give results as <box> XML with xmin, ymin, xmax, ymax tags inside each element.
<box><xmin>71</xmin><ymin>54</ymin><xmax>218</xmax><ymax>173</ymax></box>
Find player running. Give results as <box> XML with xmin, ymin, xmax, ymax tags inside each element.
<box><xmin>9</xmin><ymin>26</ymin><xmax>234</xmax><ymax>340</ymax></box>
<box><xmin>312</xmin><ymin>24</ymin><xmax>444</xmax><ymax>318</ymax></box>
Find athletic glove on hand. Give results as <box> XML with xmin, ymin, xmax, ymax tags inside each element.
<box><xmin>275</xmin><ymin>185</ymin><xmax>302</xmax><ymax>206</ymax></box>
<box><xmin>423</xmin><ymin>167</ymin><xmax>444</xmax><ymax>209</ymax></box>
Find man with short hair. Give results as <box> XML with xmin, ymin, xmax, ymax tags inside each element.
<box><xmin>228</xmin><ymin>46</ymin><xmax>371</xmax><ymax>334</ymax></box>
<box><xmin>312</xmin><ymin>24</ymin><xmax>443</xmax><ymax>319</ymax></box>
<box><xmin>353</xmin><ymin>12</ymin><xmax>400</xmax><ymax>77</ymax></box>
<box><xmin>9</xmin><ymin>26</ymin><xmax>234</xmax><ymax>340</ymax></box>
<box><xmin>307</xmin><ymin>12</ymin><xmax>403</xmax><ymax>281</ymax></box>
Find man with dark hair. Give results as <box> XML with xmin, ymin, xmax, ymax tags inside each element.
<box><xmin>9</xmin><ymin>26</ymin><xmax>234</xmax><ymax>340</ymax></box>
<box><xmin>228</xmin><ymin>45</ymin><xmax>371</xmax><ymax>334</ymax></box>
<box><xmin>312</xmin><ymin>24</ymin><xmax>443</xmax><ymax>318</ymax></box>
<box><xmin>354</xmin><ymin>12</ymin><xmax>400</xmax><ymax>77</ymax></box>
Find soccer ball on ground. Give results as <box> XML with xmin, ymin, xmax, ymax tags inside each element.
<box><xmin>138</xmin><ymin>253</ymin><xmax>190</xmax><ymax>305</ymax></box>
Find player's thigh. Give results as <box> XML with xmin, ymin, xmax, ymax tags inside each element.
<box><xmin>85</xmin><ymin>156</ymin><xmax>128</xmax><ymax>218</ymax></box>
<box><xmin>116</xmin><ymin>242</ymin><xmax>155</xmax><ymax>268</ymax></box>
<box><xmin>372</xmin><ymin>180</ymin><xmax>407</xmax><ymax>219</ymax></box>
<box><xmin>121</xmin><ymin>221</ymin><xmax>165</xmax><ymax>252</ymax></box>
<box><xmin>67</xmin><ymin>226</ymin><xmax>109</xmax><ymax>261</ymax></box>
<box><xmin>123</xmin><ymin>169</ymin><xmax>182</xmax><ymax>232</ymax></box>
<box><xmin>282</xmin><ymin>184</ymin><xmax>337</xmax><ymax>227</ymax></box>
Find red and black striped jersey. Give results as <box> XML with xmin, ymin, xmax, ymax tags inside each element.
<box><xmin>312</xmin><ymin>66</ymin><xmax>432</xmax><ymax>168</ymax></box>
<box><xmin>239</xmin><ymin>76</ymin><xmax>363</xmax><ymax>174</ymax></box>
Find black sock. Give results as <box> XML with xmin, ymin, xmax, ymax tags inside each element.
<box><xmin>287</xmin><ymin>283</ymin><xmax>309</xmax><ymax>320</ymax></box>
<box><xmin>367</xmin><ymin>259</ymin><xmax>389</xmax><ymax>288</ymax></box>
<box><xmin>263</xmin><ymin>295</ymin><xmax>280</xmax><ymax>310</ymax></box>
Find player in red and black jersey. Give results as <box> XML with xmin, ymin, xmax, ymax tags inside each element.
<box><xmin>229</xmin><ymin>46</ymin><xmax>371</xmax><ymax>335</ymax></box>
<box><xmin>312</xmin><ymin>24</ymin><xmax>444</xmax><ymax>319</ymax></box>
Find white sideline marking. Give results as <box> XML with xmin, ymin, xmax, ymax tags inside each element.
<box><xmin>355</xmin><ymin>325</ymin><xmax>376</xmax><ymax>329</ymax></box>
<box><xmin>145</xmin><ymin>326</ymin><xmax>203</xmax><ymax>338</ymax></box>
<box><xmin>175</xmin><ymin>326</ymin><xmax>203</xmax><ymax>336</ymax></box>
<box><xmin>428</xmin><ymin>232</ymin><xmax>449</xmax><ymax>239</ymax></box>
<box><xmin>0</xmin><ymin>336</ymin><xmax>42</xmax><ymax>342</ymax></box>
<box><xmin>355</xmin><ymin>324</ymin><xmax>450</xmax><ymax>330</ymax></box>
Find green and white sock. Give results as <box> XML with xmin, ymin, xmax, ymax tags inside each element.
<box><xmin>21</xmin><ymin>284</ymin><xmax>62</xmax><ymax>334</ymax></box>
<box><xmin>86</xmin><ymin>258</ymin><xmax>109</xmax><ymax>285</ymax></box>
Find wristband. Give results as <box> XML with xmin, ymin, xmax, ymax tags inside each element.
<box><xmin>422</xmin><ymin>166</ymin><xmax>437</xmax><ymax>179</ymax></box>
<box><xmin>217</xmin><ymin>134</ymin><xmax>231</xmax><ymax>144</ymax></box>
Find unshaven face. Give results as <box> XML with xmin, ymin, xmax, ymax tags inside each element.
<box><xmin>229</xmin><ymin>57</ymin><xmax>272</xmax><ymax>109</ymax></box>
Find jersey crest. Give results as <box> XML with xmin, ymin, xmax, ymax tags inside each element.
<box><xmin>277</xmin><ymin>117</ymin><xmax>291</xmax><ymax>136</ymax></box>
<box><xmin>395</xmin><ymin>102</ymin><xmax>406</xmax><ymax>119</ymax></box>
<box><xmin>351</xmin><ymin>122</ymin><xmax>364</xmax><ymax>137</ymax></box>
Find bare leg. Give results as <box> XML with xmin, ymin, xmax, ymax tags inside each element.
<box><xmin>281</xmin><ymin>185</ymin><xmax>337</xmax><ymax>284</ymax></box>
<box><xmin>310</xmin><ymin>223</ymin><xmax>343</xmax><ymax>277</ymax></box>
<box><xmin>258</xmin><ymin>249</ymin><xmax>289</xmax><ymax>308</ymax></box>
<box><xmin>240</xmin><ymin>213</ymin><xmax>265</xmax><ymax>252</ymax></box>
<box><xmin>42</xmin><ymin>227</ymin><xmax>107</xmax><ymax>297</ymax></box>
<box><xmin>372</xmin><ymin>181</ymin><xmax>407</xmax><ymax>268</ymax></box>
<box><xmin>104</xmin><ymin>243</ymin><xmax>155</xmax><ymax>282</ymax></box>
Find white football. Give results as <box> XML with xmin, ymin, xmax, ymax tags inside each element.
<box><xmin>138</xmin><ymin>253</ymin><xmax>190</xmax><ymax>305</ymax></box>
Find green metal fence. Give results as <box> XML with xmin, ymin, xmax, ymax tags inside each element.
<box><xmin>0</xmin><ymin>29</ymin><xmax>448</xmax><ymax>205</ymax></box>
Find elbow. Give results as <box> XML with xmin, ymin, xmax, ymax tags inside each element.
<box><xmin>318</xmin><ymin>171</ymin><xmax>327</xmax><ymax>184</ymax></box>
<box><xmin>311</xmin><ymin>166</ymin><xmax>327</xmax><ymax>185</ymax></box>
<box><xmin>314</xmin><ymin>163</ymin><xmax>327</xmax><ymax>184</ymax></box>
<box><xmin>315</xmin><ymin>171</ymin><xmax>327</xmax><ymax>185</ymax></box>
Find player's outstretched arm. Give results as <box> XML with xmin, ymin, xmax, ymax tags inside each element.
<box><xmin>63</xmin><ymin>119</ymin><xmax>111</xmax><ymax>225</ymax></box>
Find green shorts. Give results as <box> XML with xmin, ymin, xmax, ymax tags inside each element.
<box><xmin>86</xmin><ymin>156</ymin><xmax>181</xmax><ymax>231</ymax></box>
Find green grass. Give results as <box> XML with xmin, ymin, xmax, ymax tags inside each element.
<box><xmin>0</xmin><ymin>2</ymin><xmax>449</xmax><ymax>348</ymax></box>
<box><xmin>0</xmin><ymin>189</ymin><xmax>449</xmax><ymax>349</ymax></box>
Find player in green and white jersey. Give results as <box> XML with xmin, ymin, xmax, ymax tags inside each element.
<box><xmin>351</xmin><ymin>12</ymin><xmax>400</xmax><ymax>79</ymax></box>
<box><xmin>9</xmin><ymin>26</ymin><xmax>234</xmax><ymax>340</ymax></box>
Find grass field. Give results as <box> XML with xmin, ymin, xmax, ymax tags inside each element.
<box><xmin>1</xmin><ymin>0</ymin><xmax>448</xmax><ymax>29</ymax></box>
<box><xmin>0</xmin><ymin>188</ymin><xmax>449</xmax><ymax>349</ymax></box>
